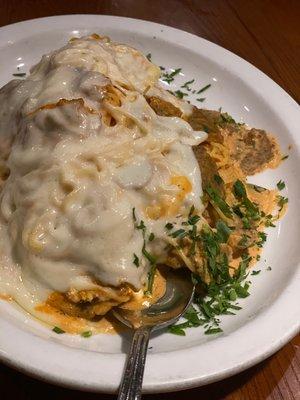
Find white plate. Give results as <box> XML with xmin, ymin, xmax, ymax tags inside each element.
<box><xmin>0</xmin><ymin>15</ymin><xmax>299</xmax><ymax>393</ymax></box>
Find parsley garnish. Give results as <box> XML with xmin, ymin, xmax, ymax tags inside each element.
<box><xmin>206</xmin><ymin>187</ymin><xmax>232</xmax><ymax>217</ymax></box>
<box><xmin>281</xmin><ymin>155</ymin><xmax>289</xmax><ymax>161</ymax></box>
<box><xmin>204</xmin><ymin>327</ymin><xmax>223</xmax><ymax>335</ymax></box>
<box><xmin>12</xmin><ymin>72</ymin><xmax>26</xmax><ymax>77</ymax></box>
<box><xmin>256</xmin><ymin>232</ymin><xmax>267</xmax><ymax>247</ymax></box>
<box><xmin>161</xmin><ymin>68</ymin><xmax>182</xmax><ymax>84</ymax></box>
<box><xmin>132</xmin><ymin>207</ymin><xmax>137</xmax><ymax>223</ymax></box>
<box><xmin>233</xmin><ymin>180</ymin><xmax>247</xmax><ymax>198</ymax></box>
<box><xmin>146</xmin><ymin>53</ymin><xmax>152</xmax><ymax>61</ymax></box>
<box><xmin>197</xmin><ymin>83</ymin><xmax>211</xmax><ymax>94</ymax></box>
<box><xmin>81</xmin><ymin>331</ymin><xmax>92</xmax><ymax>338</ymax></box>
<box><xmin>168</xmin><ymin>323</ymin><xmax>188</xmax><ymax>336</ymax></box>
<box><xmin>165</xmin><ymin>222</ymin><xmax>174</xmax><ymax>230</ymax></box>
<box><xmin>174</xmin><ymin>90</ymin><xmax>188</xmax><ymax>99</ymax></box>
<box><xmin>216</xmin><ymin>220</ymin><xmax>231</xmax><ymax>243</ymax></box>
<box><xmin>133</xmin><ymin>253</ymin><xmax>140</xmax><ymax>267</ymax></box>
<box><xmin>181</xmin><ymin>79</ymin><xmax>195</xmax><ymax>90</ymax></box>
<box><xmin>213</xmin><ymin>174</ymin><xmax>224</xmax><ymax>185</ymax></box>
<box><xmin>276</xmin><ymin>180</ymin><xmax>285</xmax><ymax>191</ymax></box>
<box><xmin>142</xmin><ymin>246</ymin><xmax>156</xmax><ymax>265</ymax></box>
<box><xmin>251</xmin><ymin>270</ymin><xmax>261</xmax><ymax>276</ymax></box>
<box><xmin>171</xmin><ymin>229</ymin><xmax>188</xmax><ymax>238</ymax></box>
<box><xmin>196</xmin><ymin>98</ymin><xmax>206</xmax><ymax>102</ymax></box>
<box><xmin>52</xmin><ymin>326</ymin><xmax>65</xmax><ymax>334</ymax></box>
<box><xmin>149</xmin><ymin>232</ymin><xmax>155</xmax><ymax>241</ymax></box>
<box><xmin>145</xmin><ymin>264</ymin><xmax>157</xmax><ymax>295</ymax></box>
<box><xmin>220</xmin><ymin>112</ymin><xmax>236</xmax><ymax>124</ymax></box>
<box><xmin>277</xmin><ymin>196</ymin><xmax>288</xmax><ymax>211</ymax></box>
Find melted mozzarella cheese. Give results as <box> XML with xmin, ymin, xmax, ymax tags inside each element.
<box><xmin>0</xmin><ymin>35</ymin><xmax>207</xmax><ymax>317</ymax></box>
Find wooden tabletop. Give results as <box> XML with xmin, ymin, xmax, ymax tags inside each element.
<box><xmin>0</xmin><ymin>1</ymin><xmax>299</xmax><ymax>399</ymax></box>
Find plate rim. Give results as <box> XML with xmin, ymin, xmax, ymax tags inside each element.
<box><xmin>0</xmin><ymin>14</ymin><xmax>299</xmax><ymax>394</ymax></box>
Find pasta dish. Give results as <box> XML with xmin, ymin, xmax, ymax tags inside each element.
<box><xmin>0</xmin><ymin>35</ymin><xmax>287</xmax><ymax>335</ymax></box>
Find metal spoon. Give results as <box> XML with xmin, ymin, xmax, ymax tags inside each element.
<box><xmin>113</xmin><ymin>268</ymin><xmax>195</xmax><ymax>400</ymax></box>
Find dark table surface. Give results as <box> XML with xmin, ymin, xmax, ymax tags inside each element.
<box><xmin>0</xmin><ymin>1</ymin><xmax>299</xmax><ymax>399</ymax></box>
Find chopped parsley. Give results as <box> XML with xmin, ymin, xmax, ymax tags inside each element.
<box><xmin>281</xmin><ymin>155</ymin><xmax>289</xmax><ymax>161</ymax></box>
<box><xmin>132</xmin><ymin>208</ymin><xmax>157</xmax><ymax>292</ymax></box>
<box><xmin>220</xmin><ymin>112</ymin><xmax>236</xmax><ymax>124</ymax></box>
<box><xmin>171</xmin><ymin>229</ymin><xmax>188</xmax><ymax>238</ymax></box>
<box><xmin>276</xmin><ymin>180</ymin><xmax>285</xmax><ymax>191</ymax></box>
<box><xmin>216</xmin><ymin>220</ymin><xmax>231</xmax><ymax>243</ymax></box>
<box><xmin>251</xmin><ymin>270</ymin><xmax>261</xmax><ymax>276</ymax></box>
<box><xmin>132</xmin><ymin>207</ymin><xmax>137</xmax><ymax>222</ymax></box>
<box><xmin>52</xmin><ymin>326</ymin><xmax>65</xmax><ymax>334</ymax></box>
<box><xmin>133</xmin><ymin>253</ymin><xmax>140</xmax><ymax>267</ymax></box>
<box><xmin>197</xmin><ymin>83</ymin><xmax>211</xmax><ymax>94</ymax></box>
<box><xmin>204</xmin><ymin>327</ymin><xmax>223</xmax><ymax>335</ymax></box>
<box><xmin>277</xmin><ymin>196</ymin><xmax>288</xmax><ymax>211</ymax></box>
<box><xmin>12</xmin><ymin>72</ymin><xmax>26</xmax><ymax>77</ymax></box>
<box><xmin>161</xmin><ymin>68</ymin><xmax>182</xmax><ymax>84</ymax></box>
<box><xmin>165</xmin><ymin>222</ymin><xmax>174</xmax><ymax>230</ymax></box>
<box><xmin>174</xmin><ymin>90</ymin><xmax>188</xmax><ymax>99</ymax></box>
<box><xmin>81</xmin><ymin>331</ymin><xmax>92</xmax><ymax>338</ymax></box>
<box><xmin>213</xmin><ymin>174</ymin><xmax>224</xmax><ymax>185</ymax></box>
<box><xmin>168</xmin><ymin>322</ymin><xmax>189</xmax><ymax>336</ymax></box>
<box><xmin>206</xmin><ymin>186</ymin><xmax>232</xmax><ymax>217</ymax></box>
<box><xmin>145</xmin><ymin>264</ymin><xmax>157</xmax><ymax>295</ymax></box>
<box><xmin>146</xmin><ymin>53</ymin><xmax>152</xmax><ymax>61</ymax></box>
<box><xmin>149</xmin><ymin>232</ymin><xmax>155</xmax><ymax>241</ymax></box>
<box><xmin>181</xmin><ymin>79</ymin><xmax>195</xmax><ymax>90</ymax></box>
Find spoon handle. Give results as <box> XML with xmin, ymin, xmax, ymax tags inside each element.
<box><xmin>118</xmin><ymin>326</ymin><xmax>151</xmax><ymax>400</ymax></box>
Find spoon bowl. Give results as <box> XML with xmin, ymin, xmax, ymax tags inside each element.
<box><xmin>114</xmin><ymin>268</ymin><xmax>195</xmax><ymax>400</ymax></box>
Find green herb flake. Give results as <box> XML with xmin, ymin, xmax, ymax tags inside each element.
<box><xmin>188</xmin><ymin>215</ymin><xmax>201</xmax><ymax>225</ymax></box>
<box><xmin>146</xmin><ymin>53</ymin><xmax>152</xmax><ymax>61</ymax></box>
<box><xmin>52</xmin><ymin>326</ymin><xmax>65</xmax><ymax>334</ymax></box>
<box><xmin>13</xmin><ymin>72</ymin><xmax>26</xmax><ymax>77</ymax></box>
<box><xmin>165</xmin><ymin>222</ymin><xmax>174</xmax><ymax>230</ymax></box>
<box><xmin>214</xmin><ymin>174</ymin><xmax>224</xmax><ymax>185</ymax></box>
<box><xmin>277</xmin><ymin>196</ymin><xmax>288</xmax><ymax>211</ymax></box>
<box><xmin>133</xmin><ymin>253</ymin><xmax>140</xmax><ymax>267</ymax></box>
<box><xmin>145</xmin><ymin>265</ymin><xmax>157</xmax><ymax>295</ymax></box>
<box><xmin>142</xmin><ymin>247</ymin><xmax>156</xmax><ymax>265</ymax></box>
<box><xmin>206</xmin><ymin>187</ymin><xmax>232</xmax><ymax>218</ymax></box>
<box><xmin>149</xmin><ymin>232</ymin><xmax>155</xmax><ymax>242</ymax></box>
<box><xmin>276</xmin><ymin>180</ymin><xmax>285</xmax><ymax>191</ymax></box>
<box><xmin>196</xmin><ymin>97</ymin><xmax>206</xmax><ymax>102</ymax></box>
<box><xmin>204</xmin><ymin>327</ymin><xmax>223</xmax><ymax>335</ymax></box>
<box><xmin>233</xmin><ymin>180</ymin><xmax>247</xmax><ymax>198</ymax></box>
<box><xmin>181</xmin><ymin>79</ymin><xmax>195</xmax><ymax>89</ymax></box>
<box><xmin>168</xmin><ymin>323</ymin><xmax>188</xmax><ymax>336</ymax></box>
<box><xmin>161</xmin><ymin>68</ymin><xmax>182</xmax><ymax>84</ymax></box>
<box><xmin>171</xmin><ymin>229</ymin><xmax>188</xmax><ymax>239</ymax></box>
<box><xmin>220</xmin><ymin>112</ymin><xmax>236</xmax><ymax>124</ymax></box>
<box><xmin>216</xmin><ymin>220</ymin><xmax>231</xmax><ymax>243</ymax></box>
<box><xmin>281</xmin><ymin>155</ymin><xmax>289</xmax><ymax>161</ymax></box>
<box><xmin>132</xmin><ymin>207</ymin><xmax>137</xmax><ymax>222</ymax></box>
<box><xmin>81</xmin><ymin>331</ymin><xmax>92</xmax><ymax>338</ymax></box>
<box><xmin>251</xmin><ymin>270</ymin><xmax>261</xmax><ymax>276</ymax></box>
<box><xmin>174</xmin><ymin>90</ymin><xmax>188</xmax><ymax>99</ymax></box>
<box><xmin>267</xmin><ymin>266</ymin><xmax>272</xmax><ymax>271</ymax></box>
<box><xmin>197</xmin><ymin>83</ymin><xmax>211</xmax><ymax>94</ymax></box>
<box><xmin>137</xmin><ymin>220</ymin><xmax>146</xmax><ymax>230</ymax></box>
